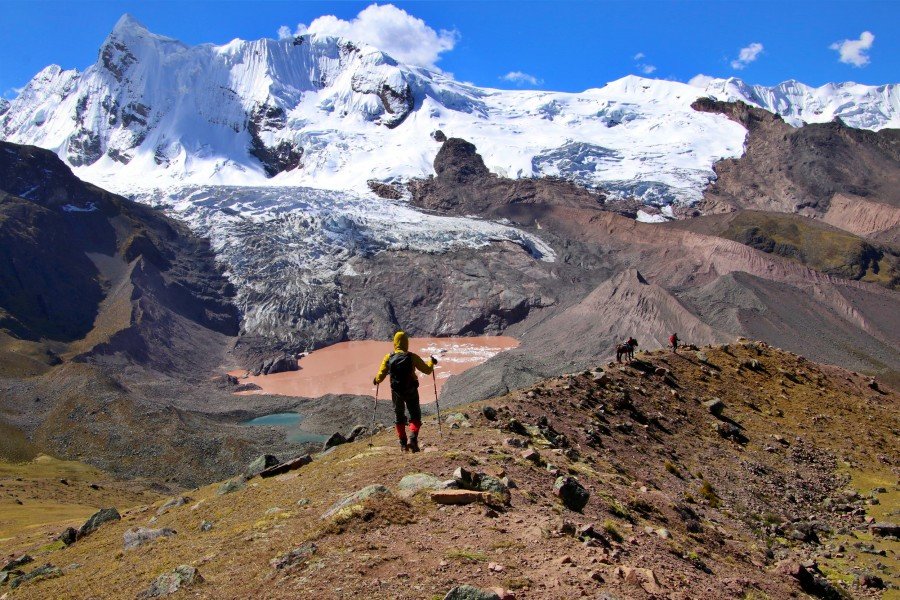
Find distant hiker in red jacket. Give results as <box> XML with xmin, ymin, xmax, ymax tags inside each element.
<box><xmin>373</xmin><ymin>331</ymin><xmax>437</xmax><ymax>453</ymax></box>
<box><xmin>669</xmin><ymin>333</ymin><xmax>679</xmax><ymax>352</ymax></box>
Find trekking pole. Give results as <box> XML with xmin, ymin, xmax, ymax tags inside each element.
<box><xmin>432</xmin><ymin>367</ymin><xmax>443</xmax><ymax>440</ymax></box>
<box><xmin>371</xmin><ymin>383</ymin><xmax>379</xmax><ymax>432</ymax></box>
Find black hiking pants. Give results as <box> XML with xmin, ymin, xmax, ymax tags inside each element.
<box><xmin>392</xmin><ymin>388</ymin><xmax>422</xmax><ymax>427</ymax></box>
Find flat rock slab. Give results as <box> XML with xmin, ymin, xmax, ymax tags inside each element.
<box><xmin>259</xmin><ymin>454</ymin><xmax>312</xmax><ymax>478</ymax></box>
<box><xmin>431</xmin><ymin>490</ymin><xmax>488</xmax><ymax>505</ymax></box>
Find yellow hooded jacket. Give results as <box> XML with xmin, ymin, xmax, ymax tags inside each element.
<box><xmin>373</xmin><ymin>331</ymin><xmax>435</xmax><ymax>385</ymax></box>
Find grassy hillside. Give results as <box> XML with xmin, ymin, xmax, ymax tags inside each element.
<box><xmin>1</xmin><ymin>342</ymin><xmax>897</xmax><ymax>599</ymax></box>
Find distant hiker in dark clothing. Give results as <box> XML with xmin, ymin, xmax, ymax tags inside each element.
<box><xmin>373</xmin><ymin>331</ymin><xmax>437</xmax><ymax>453</ymax></box>
<box><xmin>616</xmin><ymin>337</ymin><xmax>638</xmax><ymax>363</ymax></box>
<box><xmin>669</xmin><ymin>332</ymin><xmax>679</xmax><ymax>352</ymax></box>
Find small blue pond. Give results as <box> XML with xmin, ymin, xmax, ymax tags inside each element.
<box><xmin>241</xmin><ymin>412</ymin><xmax>329</xmax><ymax>445</ymax></box>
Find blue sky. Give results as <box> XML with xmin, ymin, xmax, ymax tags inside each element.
<box><xmin>1</xmin><ymin>1</ymin><xmax>897</xmax><ymax>98</ymax></box>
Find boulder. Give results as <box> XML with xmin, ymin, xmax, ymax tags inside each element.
<box><xmin>346</xmin><ymin>425</ymin><xmax>368</xmax><ymax>442</ymax></box>
<box><xmin>58</xmin><ymin>527</ymin><xmax>77</xmax><ymax>546</ymax></box>
<box><xmin>77</xmin><ymin>507</ymin><xmax>121</xmax><ymax>539</ymax></box>
<box><xmin>216</xmin><ymin>477</ymin><xmax>246</xmax><ymax>495</ymax></box>
<box><xmin>246</xmin><ymin>455</ymin><xmax>280</xmax><ymax>477</ymax></box>
<box><xmin>553</xmin><ymin>476</ymin><xmax>589</xmax><ymax>511</ymax></box>
<box><xmin>138</xmin><ymin>565</ymin><xmax>203</xmax><ymax>599</ymax></box>
<box><xmin>870</xmin><ymin>522</ymin><xmax>899</xmax><ymax>537</ymax></box>
<box><xmin>8</xmin><ymin>564</ymin><xmax>62</xmax><ymax>589</ymax></box>
<box><xmin>156</xmin><ymin>495</ymin><xmax>192</xmax><ymax>516</ymax></box>
<box><xmin>1</xmin><ymin>555</ymin><xmax>33</xmax><ymax>572</ymax></box>
<box><xmin>322</xmin><ymin>485</ymin><xmax>391</xmax><ymax>519</ymax></box>
<box><xmin>703</xmin><ymin>398</ymin><xmax>724</xmax><ymax>415</ymax></box>
<box><xmin>443</xmin><ymin>585</ymin><xmax>500</xmax><ymax>600</ymax></box>
<box><xmin>431</xmin><ymin>490</ymin><xmax>487</xmax><ymax>505</ymax></box>
<box><xmin>478</xmin><ymin>475</ymin><xmax>511</xmax><ymax>505</ymax></box>
<box><xmin>323</xmin><ymin>432</ymin><xmax>347</xmax><ymax>451</ymax></box>
<box><xmin>398</xmin><ymin>473</ymin><xmax>447</xmax><ymax>495</ymax></box>
<box><xmin>271</xmin><ymin>542</ymin><xmax>317</xmax><ymax>570</ymax></box>
<box><xmin>482</xmin><ymin>406</ymin><xmax>498</xmax><ymax>421</ymax></box>
<box><xmin>259</xmin><ymin>454</ymin><xmax>312</xmax><ymax>478</ymax></box>
<box><xmin>124</xmin><ymin>527</ymin><xmax>176</xmax><ymax>550</ymax></box>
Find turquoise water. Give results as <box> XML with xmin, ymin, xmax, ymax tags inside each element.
<box><xmin>242</xmin><ymin>413</ymin><xmax>303</xmax><ymax>427</ymax></box>
<box><xmin>241</xmin><ymin>413</ymin><xmax>328</xmax><ymax>444</ymax></box>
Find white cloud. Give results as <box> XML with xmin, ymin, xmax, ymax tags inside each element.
<box><xmin>631</xmin><ymin>52</ymin><xmax>656</xmax><ymax>76</ymax></box>
<box><xmin>688</xmin><ymin>74</ymin><xmax>716</xmax><ymax>88</ymax></box>
<box><xmin>501</xmin><ymin>71</ymin><xmax>543</xmax><ymax>86</ymax></box>
<box><xmin>730</xmin><ymin>42</ymin><xmax>764</xmax><ymax>70</ymax></box>
<box><xmin>830</xmin><ymin>31</ymin><xmax>874</xmax><ymax>67</ymax></box>
<box><xmin>277</xmin><ymin>4</ymin><xmax>458</xmax><ymax>69</ymax></box>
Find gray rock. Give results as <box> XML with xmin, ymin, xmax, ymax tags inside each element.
<box><xmin>443</xmin><ymin>585</ymin><xmax>501</xmax><ymax>600</ymax></box>
<box><xmin>322</xmin><ymin>484</ymin><xmax>391</xmax><ymax>519</ymax></box>
<box><xmin>696</xmin><ymin>351</ymin><xmax>709</xmax><ymax>364</ymax></box>
<box><xmin>398</xmin><ymin>473</ymin><xmax>446</xmax><ymax>495</ymax></box>
<box><xmin>247</xmin><ymin>454</ymin><xmax>280</xmax><ymax>477</ymax></box>
<box><xmin>1</xmin><ymin>554</ymin><xmax>33</xmax><ymax>572</ymax></box>
<box><xmin>156</xmin><ymin>495</ymin><xmax>192</xmax><ymax>516</ymax></box>
<box><xmin>138</xmin><ymin>565</ymin><xmax>203</xmax><ymax>599</ymax></box>
<box><xmin>554</xmin><ymin>476</ymin><xmax>590</xmax><ymax>511</ymax></box>
<box><xmin>271</xmin><ymin>542</ymin><xmax>317</xmax><ymax>570</ymax></box>
<box><xmin>323</xmin><ymin>432</ymin><xmax>347</xmax><ymax>451</ymax></box>
<box><xmin>77</xmin><ymin>507</ymin><xmax>121</xmax><ymax>539</ymax></box>
<box><xmin>259</xmin><ymin>454</ymin><xmax>312</xmax><ymax>478</ymax></box>
<box><xmin>870</xmin><ymin>522</ymin><xmax>899</xmax><ymax>537</ymax></box>
<box><xmin>453</xmin><ymin>466</ymin><xmax>478</xmax><ymax>489</ymax></box>
<box><xmin>8</xmin><ymin>563</ymin><xmax>62</xmax><ymax>589</ymax></box>
<box><xmin>703</xmin><ymin>398</ymin><xmax>724</xmax><ymax>415</ymax></box>
<box><xmin>58</xmin><ymin>527</ymin><xmax>77</xmax><ymax>546</ymax></box>
<box><xmin>199</xmin><ymin>521</ymin><xmax>213</xmax><ymax>532</ymax></box>
<box><xmin>478</xmin><ymin>475</ymin><xmax>511</xmax><ymax>504</ymax></box>
<box><xmin>217</xmin><ymin>477</ymin><xmax>246</xmax><ymax>495</ymax></box>
<box><xmin>124</xmin><ymin>527</ymin><xmax>176</xmax><ymax>550</ymax></box>
<box><xmin>346</xmin><ymin>425</ymin><xmax>368</xmax><ymax>442</ymax></box>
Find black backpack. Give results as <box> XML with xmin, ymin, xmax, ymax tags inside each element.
<box><xmin>388</xmin><ymin>352</ymin><xmax>418</xmax><ymax>392</ymax></box>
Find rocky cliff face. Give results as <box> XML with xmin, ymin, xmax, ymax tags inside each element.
<box><xmin>694</xmin><ymin>98</ymin><xmax>900</xmax><ymax>217</ymax></box>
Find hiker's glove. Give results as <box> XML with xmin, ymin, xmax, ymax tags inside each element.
<box><xmin>431</xmin><ymin>355</ymin><xmax>438</xmax><ymax>364</ymax></box>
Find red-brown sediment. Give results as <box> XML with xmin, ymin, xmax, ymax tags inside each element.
<box><xmin>230</xmin><ymin>336</ymin><xmax>518</xmax><ymax>402</ymax></box>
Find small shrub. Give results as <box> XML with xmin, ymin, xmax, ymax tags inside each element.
<box><xmin>603</xmin><ymin>520</ymin><xmax>623</xmax><ymax>542</ymax></box>
<box><xmin>608</xmin><ymin>500</ymin><xmax>632</xmax><ymax>520</ymax></box>
<box><xmin>445</xmin><ymin>548</ymin><xmax>488</xmax><ymax>562</ymax></box>
<box><xmin>698</xmin><ymin>481</ymin><xmax>721</xmax><ymax>508</ymax></box>
<box><xmin>664</xmin><ymin>461</ymin><xmax>682</xmax><ymax>478</ymax></box>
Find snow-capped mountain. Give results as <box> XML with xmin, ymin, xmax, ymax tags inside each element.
<box><xmin>3</xmin><ymin>15</ymin><xmax>898</xmax><ymax>206</ymax></box>
<box><xmin>701</xmin><ymin>78</ymin><xmax>900</xmax><ymax>131</ymax></box>
<box><xmin>4</xmin><ymin>15</ymin><xmax>897</xmax><ymax>206</ymax></box>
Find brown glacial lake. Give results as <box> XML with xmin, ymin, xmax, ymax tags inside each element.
<box><xmin>231</xmin><ymin>336</ymin><xmax>519</xmax><ymax>403</ymax></box>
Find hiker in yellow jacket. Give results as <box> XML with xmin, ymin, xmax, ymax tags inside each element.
<box><xmin>373</xmin><ymin>331</ymin><xmax>437</xmax><ymax>453</ymax></box>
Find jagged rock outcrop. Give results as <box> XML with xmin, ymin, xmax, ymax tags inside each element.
<box><xmin>693</xmin><ymin>98</ymin><xmax>900</xmax><ymax>219</ymax></box>
<box><xmin>408</xmin><ymin>137</ymin><xmax>605</xmax><ymax>219</ymax></box>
